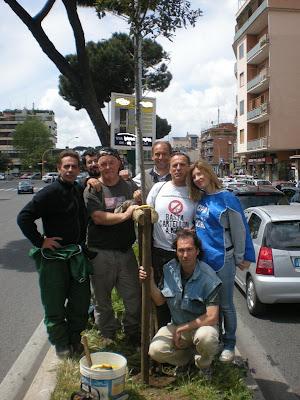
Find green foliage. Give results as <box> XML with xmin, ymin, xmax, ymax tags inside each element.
<box><xmin>13</xmin><ymin>117</ymin><xmax>53</xmax><ymax>170</ymax></box>
<box><xmin>95</xmin><ymin>0</ymin><xmax>202</xmax><ymax>40</ymax></box>
<box><xmin>58</xmin><ymin>33</ymin><xmax>172</xmax><ymax>110</ymax></box>
<box><xmin>156</xmin><ymin>115</ymin><xmax>171</xmax><ymax>139</ymax></box>
<box><xmin>0</xmin><ymin>152</ymin><xmax>11</xmax><ymax>171</ymax></box>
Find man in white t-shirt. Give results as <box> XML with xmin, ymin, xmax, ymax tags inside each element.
<box><xmin>147</xmin><ymin>152</ymin><xmax>195</xmax><ymax>327</ymax></box>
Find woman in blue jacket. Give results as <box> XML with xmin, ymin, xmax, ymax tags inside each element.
<box><xmin>189</xmin><ymin>160</ymin><xmax>255</xmax><ymax>363</ymax></box>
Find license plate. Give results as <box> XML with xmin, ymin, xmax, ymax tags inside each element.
<box><xmin>293</xmin><ymin>257</ymin><xmax>300</xmax><ymax>268</ymax></box>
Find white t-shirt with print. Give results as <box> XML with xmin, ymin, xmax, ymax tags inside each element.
<box><xmin>147</xmin><ymin>181</ymin><xmax>195</xmax><ymax>251</ymax></box>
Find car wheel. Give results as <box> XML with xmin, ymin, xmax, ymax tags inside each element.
<box><xmin>246</xmin><ymin>277</ymin><xmax>266</xmax><ymax>316</ymax></box>
<box><xmin>17</xmin><ymin>190</ymin><xmax>20</xmax><ymax>194</ymax></box>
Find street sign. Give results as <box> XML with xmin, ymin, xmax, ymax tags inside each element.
<box><xmin>110</xmin><ymin>92</ymin><xmax>156</xmax><ymax>150</ymax></box>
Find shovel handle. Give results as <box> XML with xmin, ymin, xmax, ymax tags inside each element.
<box><xmin>81</xmin><ymin>336</ymin><xmax>93</xmax><ymax>367</ymax></box>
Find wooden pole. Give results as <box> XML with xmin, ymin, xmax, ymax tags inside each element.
<box><xmin>140</xmin><ymin>208</ymin><xmax>152</xmax><ymax>383</ymax></box>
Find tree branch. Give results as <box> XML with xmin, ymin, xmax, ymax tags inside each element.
<box><xmin>4</xmin><ymin>0</ymin><xmax>78</xmax><ymax>85</ymax></box>
<box><xmin>34</xmin><ymin>0</ymin><xmax>56</xmax><ymax>23</ymax></box>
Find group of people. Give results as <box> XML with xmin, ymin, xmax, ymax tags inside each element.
<box><xmin>17</xmin><ymin>140</ymin><xmax>255</xmax><ymax>373</ymax></box>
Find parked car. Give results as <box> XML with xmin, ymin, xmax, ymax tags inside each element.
<box><xmin>17</xmin><ymin>180</ymin><xmax>34</xmax><ymax>194</ymax></box>
<box><xmin>280</xmin><ymin>187</ymin><xmax>300</xmax><ymax>203</ymax></box>
<box><xmin>75</xmin><ymin>172</ymin><xmax>89</xmax><ymax>184</ymax></box>
<box><xmin>235</xmin><ymin>205</ymin><xmax>300</xmax><ymax>316</ymax></box>
<box><xmin>0</xmin><ymin>173</ymin><xmax>6</xmax><ymax>180</ymax></box>
<box><xmin>42</xmin><ymin>172</ymin><xmax>59</xmax><ymax>183</ymax></box>
<box><xmin>227</xmin><ymin>185</ymin><xmax>289</xmax><ymax>210</ymax></box>
<box><xmin>28</xmin><ymin>172</ymin><xmax>41</xmax><ymax>180</ymax></box>
<box><xmin>272</xmin><ymin>180</ymin><xmax>295</xmax><ymax>190</ymax></box>
<box><xmin>20</xmin><ymin>173</ymin><xmax>31</xmax><ymax>179</ymax></box>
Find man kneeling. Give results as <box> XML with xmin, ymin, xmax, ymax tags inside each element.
<box><xmin>139</xmin><ymin>229</ymin><xmax>222</xmax><ymax>370</ymax></box>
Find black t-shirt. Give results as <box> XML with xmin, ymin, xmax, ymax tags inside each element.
<box><xmin>84</xmin><ymin>178</ymin><xmax>138</xmax><ymax>251</ymax></box>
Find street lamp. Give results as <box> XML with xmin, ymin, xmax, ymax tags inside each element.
<box><xmin>41</xmin><ymin>148</ymin><xmax>54</xmax><ymax>178</ymax></box>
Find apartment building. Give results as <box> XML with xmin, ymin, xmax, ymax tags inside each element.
<box><xmin>171</xmin><ymin>133</ymin><xmax>200</xmax><ymax>162</ymax></box>
<box><xmin>0</xmin><ymin>108</ymin><xmax>57</xmax><ymax>169</ymax></box>
<box><xmin>233</xmin><ymin>0</ymin><xmax>300</xmax><ymax>181</ymax></box>
<box><xmin>200</xmin><ymin>123</ymin><xmax>236</xmax><ymax>176</ymax></box>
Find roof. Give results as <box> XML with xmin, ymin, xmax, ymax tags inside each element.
<box><xmin>247</xmin><ymin>205</ymin><xmax>300</xmax><ymax>221</ymax></box>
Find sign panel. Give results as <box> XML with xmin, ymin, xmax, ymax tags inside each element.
<box><xmin>110</xmin><ymin>92</ymin><xmax>156</xmax><ymax>150</ymax></box>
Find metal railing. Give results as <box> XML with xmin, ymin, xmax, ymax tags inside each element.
<box><xmin>247</xmin><ymin>34</ymin><xmax>269</xmax><ymax>61</ymax></box>
<box><xmin>234</xmin><ymin>0</ymin><xmax>267</xmax><ymax>43</ymax></box>
<box><xmin>247</xmin><ymin>68</ymin><xmax>269</xmax><ymax>91</ymax></box>
<box><xmin>247</xmin><ymin>102</ymin><xmax>269</xmax><ymax>120</ymax></box>
<box><xmin>247</xmin><ymin>137</ymin><xmax>267</xmax><ymax>150</ymax></box>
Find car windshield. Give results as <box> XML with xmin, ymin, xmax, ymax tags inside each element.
<box><xmin>266</xmin><ymin>221</ymin><xmax>300</xmax><ymax>250</ymax></box>
<box><xmin>238</xmin><ymin>194</ymin><xmax>288</xmax><ymax>210</ymax></box>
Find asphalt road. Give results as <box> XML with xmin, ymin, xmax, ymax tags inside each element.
<box><xmin>0</xmin><ymin>180</ymin><xmax>44</xmax><ymax>382</ymax></box>
<box><xmin>235</xmin><ymin>286</ymin><xmax>300</xmax><ymax>400</ymax></box>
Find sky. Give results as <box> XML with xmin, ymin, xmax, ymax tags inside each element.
<box><xmin>0</xmin><ymin>0</ymin><xmax>239</xmax><ymax>148</ymax></box>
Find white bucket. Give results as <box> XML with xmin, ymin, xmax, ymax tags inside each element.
<box><xmin>80</xmin><ymin>352</ymin><xmax>127</xmax><ymax>400</ymax></box>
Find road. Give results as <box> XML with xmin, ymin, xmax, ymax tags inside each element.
<box><xmin>0</xmin><ymin>180</ymin><xmax>44</xmax><ymax>382</ymax></box>
<box><xmin>235</xmin><ymin>286</ymin><xmax>300</xmax><ymax>400</ymax></box>
<box><xmin>1</xmin><ymin>179</ymin><xmax>300</xmax><ymax>399</ymax></box>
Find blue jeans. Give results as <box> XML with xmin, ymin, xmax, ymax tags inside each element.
<box><xmin>217</xmin><ymin>256</ymin><xmax>236</xmax><ymax>351</ymax></box>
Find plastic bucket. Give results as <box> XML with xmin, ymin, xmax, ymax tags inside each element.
<box><xmin>80</xmin><ymin>352</ymin><xmax>127</xmax><ymax>399</ymax></box>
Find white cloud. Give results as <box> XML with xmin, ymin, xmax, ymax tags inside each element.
<box><xmin>0</xmin><ymin>0</ymin><xmax>238</xmax><ymax>146</ymax></box>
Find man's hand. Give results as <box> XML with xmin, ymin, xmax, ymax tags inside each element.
<box><xmin>124</xmin><ymin>204</ymin><xmax>139</xmax><ymax>219</ymax></box>
<box><xmin>133</xmin><ymin>189</ymin><xmax>142</xmax><ymax>205</ymax></box>
<box><xmin>238</xmin><ymin>260</ymin><xmax>251</xmax><ymax>270</ymax></box>
<box><xmin>42</xmin><ymin>237</ymin><xmax>63</xmax><ymax>250</ymax></box>
<box><xmin>87</xmin><ymin>178</ymin><xmax>102</xmax><ymax>192</ymax></box>
<box><xmin>139</xmin><ymin>266</ymin><xmax>154</xmax><ymax>282</ymax></box>
<box><xmin>173</xmin><ymin>326</ymin><xmax>187</xmax><ymax>349</ymax></box>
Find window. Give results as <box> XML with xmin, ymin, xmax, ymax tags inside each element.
<box><xmin>248</xmin><ymin>213</ymin><xmax>262</xmax><ymax>239</ymax></box>
<box><xmin>240</xmin><ymin>129</ymin><xmax>245</xmax><ymax>144</ymax></box>
<box><xmin>239</xmin><ymin>100</ymin><xmax>245</xmax><ymax>116</ymax></box>
<box><xmin>239</xmin><ymin>72</ymin><xmax>245</xmax><ymax>87</ymax></box>
<box><xmin>239</xmin><ymin>43</ymin><xmax>244</xmax><ymax>59</ymax></box>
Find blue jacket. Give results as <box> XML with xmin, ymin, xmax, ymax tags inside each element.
<box><xmin>161</xmin><ymin>259</ymin><xmax>222</xmax><ymax>325</ymax></box>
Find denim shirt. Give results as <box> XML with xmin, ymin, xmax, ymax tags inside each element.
<box><xmin>161</xmin><ymin>259</ymin><xmax>222</xmax><ymax>326</ymax></box>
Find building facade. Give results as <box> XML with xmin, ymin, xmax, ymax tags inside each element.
<box><xmin>233</xmin><ymin>0</ymin><xmax>300</xmax><ymax>181</ymax></box>
<box><xmin>200</xmin><ymin>123</ymin><xmax>237</xmax><ymax>176</ymax></box>
<box><xmin>171</xmin><ymin>133</ymin><xmax>200</xmax><ymax>163</ymax></box>
<box><xmin>0</xmin><ymin>108</ymin><xmax>57</xmax><ymax>170</ymax></box>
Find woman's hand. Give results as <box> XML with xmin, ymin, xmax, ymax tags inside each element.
<box><xmin>238</xmin><ymin>260</ymin><xmax>251</xmax><ymax>270</ymax></box>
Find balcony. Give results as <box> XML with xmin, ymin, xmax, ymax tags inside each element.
<box><xmin>234</xmin><ymin>0</ymin><xmax>268</xmax><ymax>43</ymax></box>
<box><xmin>247</xmin><ymin>34</ymin><xmax>269</xmax><ymax>64</ymax></box>
<box><xmin>247</xmin><ymin>68</ymin><xmax>269</xmax><ymax>94</ymax></box>
<box><xmin>234</xmin><ymin>62</ymin><xmax>237</xmax><ymax>77</ymax></box>
<box><xmin>247</xmin><ymin>136</ymin><xmax>268</xmax><ymax>151</ymax></box>
<box><xmin>247</xmin><ymin>102</ymin><xmax>269</xmax><ymax>123</ymax></box>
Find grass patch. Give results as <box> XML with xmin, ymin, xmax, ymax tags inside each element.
<box><xmin>51</xmin><ymin>289</ymin><xmax>253</xmax><ymax>400</ymax></box>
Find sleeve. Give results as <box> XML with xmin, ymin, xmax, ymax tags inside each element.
<box><xmin>227</xmin><ymin>194</ymin><xmax>255</xmax><ymax>264</ymax></box>
<box><xmin>205</xmin><ymin>287</ymin><xmax>220</xmax><ymax>307</ymax></box>
<box><xmin>84</xmin><ymin>187</ymin><xmax>104</xmax><ymax>216</ymax></box>
<box><xmin>17</xmin><ymin>191</ymin><xmax>47</xmax><ymax>248</ymax></box>
<box><xmin>132</xmin><ymin>172</ymin><xmax>141</xmax><ymax>187</ymax></box>
<box><xmin>146</xmin><ymin>182</ymin><xmax>163</xmax><ymax>206</ymax></box>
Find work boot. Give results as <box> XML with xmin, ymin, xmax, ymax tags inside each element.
<box><xmin>55</xmin><ymin>344</ymin><xmax>71</xmax><ymax>359</ymax></box>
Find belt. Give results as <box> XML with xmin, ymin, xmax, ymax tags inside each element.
<box><xmin>226</xmin><ymin>245</ymin><xmax>234</xmax><ymax>252</ymax></box>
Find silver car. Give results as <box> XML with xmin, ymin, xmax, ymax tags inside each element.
<box><xmin>235</xmin><ymin>205</ymin><xmax>300</xmax><ymax>316</ymax></box>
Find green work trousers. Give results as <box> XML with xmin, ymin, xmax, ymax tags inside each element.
<box><xmin>37</xmin><ymin>258</ymin><xmax>90</xmax><ymax>347</ymax></box>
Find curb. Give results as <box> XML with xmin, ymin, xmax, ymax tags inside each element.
<box><xmin>0</xmin><ymin>321</ymin><xmax>49</xmax><ymax>400</ymax></box>
<box><xmin>23</xmin><ymin>346</ymin><xmax>59</xmax><ymax>400</ymax></box>
<box><xmin>235</xmin><ymin>349</ymin><xmax>265</xmax><ymax>400</ymax></box>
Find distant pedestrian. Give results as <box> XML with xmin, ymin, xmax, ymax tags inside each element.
<box><xmin>84</xmin><ymin>147</ymin><xmax>141</xmax><ymax>345</ymax></box>
<box><xmin>17</xmin><ymin>150</ymin><xmax>91</xmax><ymax>359</ymax></box>
<box><xmin>189</xmin><ymin>160</ymin><xmax>255</xmax><ymax>363</ymax></box>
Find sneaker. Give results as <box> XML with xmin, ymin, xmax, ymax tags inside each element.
<box><xmin>55</xmin><ymin>344</ymin><xmax>71</xmax><ymax>359</ymax></box>
<box><xmin>194</xmin><ymin>354</ymin><xmax>214</xmax><ymax>369</ymax></box>
<box><xmin>219</xmin><ymin>349</ymin><xmax>235</xmax><ymax>363</ymax></box>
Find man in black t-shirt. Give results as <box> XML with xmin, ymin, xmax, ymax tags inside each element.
<box><xmin>84</xmin><ymin>148</ymin><xmax>140</xmax><ymax>344</ymax></box>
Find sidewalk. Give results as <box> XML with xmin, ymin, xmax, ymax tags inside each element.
<box><xmin>21</xmin><ymin>344</ymin><xmax>266</xmax><ymax>400</ymax></box>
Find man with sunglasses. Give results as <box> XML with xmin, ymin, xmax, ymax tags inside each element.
<box><xmin>84</xmin><ymin>147</ymin><xmax>141</xmax><ymax>345</ymax></box>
